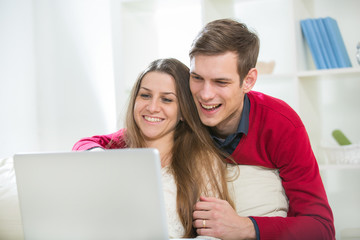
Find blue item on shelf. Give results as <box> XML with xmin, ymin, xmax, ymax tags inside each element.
<box><xmin>300</xmin><ymin>19</ymin><xmax>327</xmax><ymax>69</ymax></box>
<box><xmin>322</xmin><ymin>17</ymin><xmax>352</xmax><ymax>68</ymax></box>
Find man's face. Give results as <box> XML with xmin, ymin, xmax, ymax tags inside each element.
<box><xmin>189</xmin><ymin>52</ymin><xmax>248</xmax><ymax>137</ymax></box>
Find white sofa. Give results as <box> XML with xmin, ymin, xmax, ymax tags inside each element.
<box><xmin>0</xmin><ymin>156</ymin><xmax>24</xmax><ymax>240</ymax></box>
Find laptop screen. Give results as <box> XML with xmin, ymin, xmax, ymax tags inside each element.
<box><xmin>14</xmin><ymin>149</ymin><xmax>168</xmax><ymax>240</ymax></box>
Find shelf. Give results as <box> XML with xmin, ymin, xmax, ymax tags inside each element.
<box><xmin>258</xmin><ymin>67</ymin><xmax>360</xmax><ymax>80</ymax></box>
<box><xmin>258</xmin><ymin>73</ymin><xmax>297</xmax><ymax>80</ymax></box>
<box><xmin>319</xmin><ymin>164</ymin><xmax>360</xmax><ymax>171</ymax></box>
<box><xmin>297</xmin><ymin>67</ymin><xmax>360</xmax><ymax>78</ymax></box>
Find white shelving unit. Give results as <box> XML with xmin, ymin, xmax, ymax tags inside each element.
<box><xmin>320</xmin><ymin>166</ymin><xmax>360</xmax><ymax>239</ymax></box>
<box><xmin>231</xmin><ymin>0</ymin><xmax>360</xmax><ymax>162</ymax></box>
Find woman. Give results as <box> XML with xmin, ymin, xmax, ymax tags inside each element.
<box><xmin>74</xmin><ymin>58</ymin><xmax>235</xmax><ymax>238</ymax></box>
<box><xmin>73</xmin><ymin>58</ymin><xmax>288</xmax><ymax>239</ymax></box>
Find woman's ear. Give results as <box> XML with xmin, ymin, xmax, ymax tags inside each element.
<box><xmin>242</xmin><ymin>68</ymin><xmax>257</xmax><ymax>93</ymax></box>
<box><xmin>178</xmin><ymin>111</ymin><xmax>183</xmax><ymax>122</ymax></box>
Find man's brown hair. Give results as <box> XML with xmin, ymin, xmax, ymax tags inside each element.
<box><xmin>190</xmin><ymin>18</ymin><xmax>260</xmax><ymax>84</ymax></box>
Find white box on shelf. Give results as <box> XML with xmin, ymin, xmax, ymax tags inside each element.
<box><xmin>321</xmin><ymin>143</ymin><xmax>360</xmax><ymax>164</ymax></box>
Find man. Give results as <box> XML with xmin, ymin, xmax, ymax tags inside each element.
<box><xmin>190</xmin><ymin>19</ymin><xmax>335</xmax><ymax>240</ymax></box>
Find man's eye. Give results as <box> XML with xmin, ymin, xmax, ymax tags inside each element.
<box><xmin>191</xmin><ymin>75</ymin><xmax>202</xmax><ymax>80</ymax></box>
<box><xmin>216</xmin><ymin>81</ymin><xmax>229</xmax><ymax>85</ymax></box>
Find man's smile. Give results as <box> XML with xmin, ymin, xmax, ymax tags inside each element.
<box><xmin>200</xmin><ymin>103</ymin><xmax>222</xmax><ymax>111</ymax></box>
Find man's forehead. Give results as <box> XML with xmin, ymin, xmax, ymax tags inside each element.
<box><xmin>190</xmin><ymin>53</ymin><xmax>239</xmax><ymax>77</ymax></box>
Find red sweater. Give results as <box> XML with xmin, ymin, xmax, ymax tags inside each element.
<box><xmin>72</xmin><ymin>91</ymin><xmax>335</xmax><ymax>240</ymax></box>
<box><xmin>240</xmin><ymin>91</ymin><xmax>334</xmax><ymax>240</ymax></box>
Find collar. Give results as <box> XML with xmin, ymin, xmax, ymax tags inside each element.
<box><xmin>211</xmin><ymin>93</ymin><xmax>250</xmax><ymax>144</ymax></box>
<box><xmin>237</xmin><ymin>93</ymin><xmax>250</xmax><ymax>135</ymax></box>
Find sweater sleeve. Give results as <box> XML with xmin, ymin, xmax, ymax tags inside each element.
<box><xmin>251</xmin><ymin>126</ymin><xmax>335</xmax><ymax>240</ymax></box>
<box><xmin>72</xmin><ymin>129</ymin><xmax>126</xmax><ymax>151</ymax></box>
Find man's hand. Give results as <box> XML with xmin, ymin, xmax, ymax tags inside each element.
<box><xmin>193</xmin><ymin>196</ymin><xmax>256</xmax><ymax>240</ymax></box>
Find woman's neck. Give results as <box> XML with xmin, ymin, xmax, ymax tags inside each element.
<box><xmin>145</xmin><ymin>137</ymin><xmax>173</xmax><ymax>168</ymax></box>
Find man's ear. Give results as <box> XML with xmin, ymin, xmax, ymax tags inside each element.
<box><xmin>242</xmin><ymin>68</ymin><xmax>257</xmax><ymax>93</ymax></box>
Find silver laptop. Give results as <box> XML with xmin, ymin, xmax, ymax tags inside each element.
<box><xmin>14</xmin><ymin>148</ymin><xmax>169</xmax><ymax>240</ymax></box>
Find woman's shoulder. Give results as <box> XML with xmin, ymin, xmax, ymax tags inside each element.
<box><xmin>106</xmin><ymin>128</ymin><xmax>127</xmax><ymax>149</ymax></box>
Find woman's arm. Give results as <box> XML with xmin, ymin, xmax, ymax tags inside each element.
<box><xmin>72</xmin><ymin>129</ymin><xmax>126</xmax><ymax>151</ymax></box>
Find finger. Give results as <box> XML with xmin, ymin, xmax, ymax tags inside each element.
<box><xmin>199</xmin><ymin>195</ymin><xmax>226</xmax><ymax>204</ymax></box>
<box><xmin>193</xmin><ymin>200</ymin><xmax>215</xmax><ymax>211</ymax></box>
<box><xmin>193</xmin><ymin>209</ymin><xmax>210</xmax><ymax>220</ymax></box>
<box><xmin>196</xmin><ymin>227</ymin><xmax>215</xmax><ymax>237</ymax></box>
<box><xmin>193</xmin><ymin>202</ymin><xmax>209</xmax><ymax>211</ymax></box>
<box><xmin>192</xmin><ymin>219</ymin><xmax>203</xmax><ymax>229</ymax></box>
<box><xmin>193</xmin><ymin>219</ymin><xmax>211</xmax><ymax>229</ymax></box>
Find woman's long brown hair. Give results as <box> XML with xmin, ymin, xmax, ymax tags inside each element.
<box><xmin>124</xmin><ymin>58</ymin><xmax>235</xmax><ymax>238</ymax></box>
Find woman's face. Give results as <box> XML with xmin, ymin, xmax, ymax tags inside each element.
<box><xmin>134</xmin><ymin>71</ymin><xmax>181</xmax><ymax>142</ymax></box>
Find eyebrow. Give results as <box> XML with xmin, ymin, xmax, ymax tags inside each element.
<box><xmin>190</xmin><ymin>72</ymin><xmax>202</xmax><ymax>77</ymax></box>
<box><xmin>190</xmin><ymin>71</ymin><xmax>232</xmax><ymax>81</ymax></box>
<box><xmin>140</xmin><ymin>87</ymin><xmax>177</xmax><ymax>97</ymax></box>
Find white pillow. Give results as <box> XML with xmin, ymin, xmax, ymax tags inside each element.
<box><xmin>228</xmin><ymin>165</ymin><xmax>289</xmax><ymax>217</ymax></box>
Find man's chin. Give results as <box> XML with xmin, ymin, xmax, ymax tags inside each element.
<box><xmin>199</xmin><ymin>116</ymin><xmax>218</xmax><ymax>128</ymax></box>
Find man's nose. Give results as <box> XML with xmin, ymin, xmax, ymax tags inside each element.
<box><xmin>199</xmin><ymin>81</ymin><xmax>215</xmax><ymax>101</ymax></box>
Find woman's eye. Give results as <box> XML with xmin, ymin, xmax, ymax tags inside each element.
<box><xmin>140</xmin><ymin>93</ymin><xmax>151</xmax><ymax>99</ymax></box>
<box><xmin>162</xmin><ymin>98</ymin><xmax>173</xmax><ymax>103</ymax></box>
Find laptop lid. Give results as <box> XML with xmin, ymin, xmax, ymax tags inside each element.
<box><xmin>14</xmin><ymin>148</ymin><xmax>168</xmax><ymax>240</ymax></box>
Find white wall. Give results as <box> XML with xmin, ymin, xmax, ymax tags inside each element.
<box><xmin>0</xmin><ymin>0</ymin><xmax>201</xmax><ymax>159</ymax></box>
<box><xmin>0</xmin><ymin>0</ymin><xmax>38</xmax><ymax>158</ymax></box>
<box><xmin>0</xmin><ymin>0</ymin><xmax>117</xmax><ymax>159</ymax></box>
<box><xmin>109</xmin><ymin>0</ymin><xmax>203</xmax><ymax>127</ymax></box>
<box><xmin>33</xmin><ymin>0</ymin><xmax>117</xmax><ymax>152</ymax></box>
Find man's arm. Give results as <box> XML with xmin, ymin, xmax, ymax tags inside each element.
<box><xmin>192</xmin><ymin>127</ymin><xmax>334</xmax><ymax>240</ymax></box>
<box><xmin>250</xmin><ymin>126</ymin><xmax>335</xmax><ymax>240</ymax></box>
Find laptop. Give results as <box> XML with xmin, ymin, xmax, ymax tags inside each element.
<box><xmin>13</xmin><ymin>148</ymin><xmax>169</xmax><ymax>240</ymax></box>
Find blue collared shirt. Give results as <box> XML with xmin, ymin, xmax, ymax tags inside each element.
<box><xmin>211</xmin><ymin>94</ymin><xmax>250</xmax><ymax>155</ymax></box>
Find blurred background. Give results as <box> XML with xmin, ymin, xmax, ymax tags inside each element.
<box><xmin>1</xmin><ymin>0</ymin><xmax>360</xmax><ymax>239</ymax></box>
<box><xmin>1</xmin><ymin>0</ymin><xmax>203</xmax><ymax>157</ymax></box>
<box><xmin>1</xmin><ymin>0</ymin><xmax>360</xmax><ymax>158</ymax></box>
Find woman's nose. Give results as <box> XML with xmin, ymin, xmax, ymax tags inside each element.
<box><xmin>147</xmin><ymin>99</ymin><xmax>160</xmax><ymax>112</ymax></box>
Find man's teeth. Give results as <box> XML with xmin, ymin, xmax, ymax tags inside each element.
<box><xmin>201</xmin><ymin>103</ymin><xmax>219</xmax><ymax>110</ymax></box>
<box><xmin>144</xmin><ymin>116</ymin><xmax>162</xmax><ymax>122</ymax></box>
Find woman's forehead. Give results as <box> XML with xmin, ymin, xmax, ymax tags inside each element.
<box><xmin>140</xmin><ymin>71</ymin><xmax>177</xmax><ymax>93</ymax></box>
